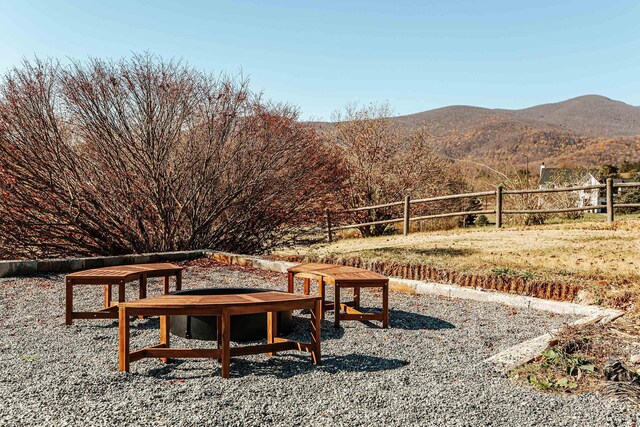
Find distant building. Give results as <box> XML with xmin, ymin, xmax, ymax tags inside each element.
<box><xmin>538</xmin><ymin>164</ymin><xmax>600</xmax><ymax>211</ymax></box>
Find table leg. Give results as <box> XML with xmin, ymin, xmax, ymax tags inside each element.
<box><xmin>382</xmin><ymin>282</ymin><xmax>389</xmax><ymax>329</ymax></box>
<box><xmin>311</xmin><ymin>299</ymin><xmax>322</xmax><ymax>365</ymax></box>
<box><xmin>160</xmin><ymin>315</ymin><xmax>170</xmax><ymax>363</ymax></box>
<box><xmin>334</xmin><ymin>285</ymin><xmax>341</xmax><ymax>328</ymax></box>
<box><xmin>303</xmin><ymin>278</ymin><xmax>310</xmax><ymax>295</ymax></box>
<box><xmin>267</xmin><ymin>311</ymin><xmax>277</xmax><ymax>356</ymax></box>
<box><xmin>176</xmin><ymin>270</ymin><xmax>182</xmax><ymax>291</ymax></box>
<box><xmin>287</xmin><ymin>272</ymin><xmax>294</xmax><ymax>293</ymax></box>
<box><xmin>104</xmin><ymin>284</ymin><xmax>112</xmax><ymax>309</ymax></box>
<box><xmin>118</xmin><ymin>307</ymin><xmax>130</xmax><ymax>372</ymax></box>
<box><xmin>221</xmin><ymin>311</ymin><xmax>231</xmax><ymax>378</ymax></box>
<box><xmin>65</xmin><ymin>279</ymin><xmax>73</xmax><ymax>325</ymax></box>
<box><xmin>162</xmin><ymin>276</ymin><xmax>170</xmax><ymax>294</ymax></box>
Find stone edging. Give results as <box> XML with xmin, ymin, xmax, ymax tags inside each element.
<box><xmin>0</xmin><ymin>250</ymin><xmax>209</xmax><ymax>277</ymax></box>
<box><xmin>207</xmin><ymin>250</ymin><xmax>625</xmax><ymax>373</ymax></box>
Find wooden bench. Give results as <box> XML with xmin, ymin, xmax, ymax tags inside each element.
<box><xmin>287</xmin><ymin>263</ymin><xmax>389</xmax><ymax>328</ymax></box>
<box><xmin>118</xmin><ymin>291</ymin><xmax>322</xmax><ymax>378</ymax></box>
<box><xmin>65</xmin><ymin>263</ymin><xmax>183</xmax><ymax>325</ymax></box>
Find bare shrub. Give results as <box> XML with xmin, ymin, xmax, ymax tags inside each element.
<box><xmin>0</xmin><ymin>55</ymin><xmax>340</xmax><ymax>258</ymax></box>
<box><xmin>499</xmin><ymin>169</ymin><xmax>587</xmax><ymax>225</ymax></box>
<box><xmin>500</xmin><ymin>171</ymin><xmax>549</xmax><ymax>226</ymax></box>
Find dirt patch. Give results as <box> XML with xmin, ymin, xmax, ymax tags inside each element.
<box><xmin>511</xmin><ymin>315</ymin><xmax>640</xmax><ymax>396</ymax></box>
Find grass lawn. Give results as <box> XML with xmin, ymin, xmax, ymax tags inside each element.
<box><xmin>275</xmin><ymin>217</ymin><xmax>640</xmax><ymax>307</ymax></box>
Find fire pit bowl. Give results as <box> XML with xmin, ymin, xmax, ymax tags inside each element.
<box><xmin>169</xmin><ymin>288</ymin><xmax>294</xmax><ymax>342</ymax></box>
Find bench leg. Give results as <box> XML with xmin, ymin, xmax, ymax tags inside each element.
<box><xmin>65</xmin><ymin>279</ymin><xmax>73</xmax><ymax>325</ymax></box>
<box><xmin>104</xmin><ymin>285</ymin><xmax>112</xmax><ymax>309</ymax></box>
<box><xmin>118</xmin><ymin>281</ymin><xmax>126</xmax><ymax>303</ymax></box>
<box><xmin>311</xmin><ymin>299</ymin><xmax>322</xmax><ymax>365</ymax></box>
<box><xmin>139</xmin><ymin>274</ymin><xmax>147</xmax><ymax>300</ymax></box>
<box><xmin>287</xmin><ymin>272</ymin><xmax>294</xmax><ymax>293</ymax></box>
<box><xmin>119</xmin><ymin>307</ymin><xmax>130</xmax><ymax>372</ymax></box>
<box><xmin>138</xmin><ymin>275</ymin><xmax>147</xmax><ymax>319</ymax></box>
<box><xmin>334</xmin><ymin>285</ymin><xmax>341</xmax><ymax>329</ymax></box>
<box><xmin>216</xmin><ymin>316</ymin><xmax>222</xmax><ymax>362</ymax></box>
<box><xmin>267</xmin><ymin>311</ymin><xmax>277</xmax><ymax>356</ymax></box>
<box><xmin>353</xmin><ymin>286</ymin><xmax>361</xmax><ymax>310</ymax></box>
<box><xmin>382</xmin><ymin>282</ymin><xmax>389</xmax><ymax>329</ymax></box>
<box><xmin>318</xmin><ymin>277</ymin><xmax>325</xmax><ymax>320</ymax></box>
<box><xmin>221</xmin><ymin>311</ymin><xmax>231</xmax><ymax>378</ymax></box>
<box><xmin>160</xmin><ymin>315</ymin><xmax>170</xmax><ymax>363</ymax></box>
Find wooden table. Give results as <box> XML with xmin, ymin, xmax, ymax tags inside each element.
<box><xmin>118</xmin><ymin>291</ymin><xmax>322</xmax><ymax>378</ymax></box>
<box><xmin>65</xmin><ymin>263</ymin><xmax>183</xmax><ymax>325</ymax></box>
<box><xmin>287</xmin><ymin>263</ymin><xmax>389</xmax><ymax>328</ymax></box>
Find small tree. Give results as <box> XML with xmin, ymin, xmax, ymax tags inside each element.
<box><xmin>326</xmin><ymin>102</ymin><xmax>470</xmax><ymax>237</ymax></box>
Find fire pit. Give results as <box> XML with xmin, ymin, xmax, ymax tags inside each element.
<box><xmin>169</xmin><ymin>288</ymin><xmax>294</xmax><ymax>342</ymax></box>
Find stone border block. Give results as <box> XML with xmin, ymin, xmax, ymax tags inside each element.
<box><xmin>0</xmin><ymin>250</ymin><xmax>211</xmax><ymax>277</ymax></box>
<box><xmin>0</xmin><ymin>260</ymin><xmax>37</xmax><ymax>277</ymax></box>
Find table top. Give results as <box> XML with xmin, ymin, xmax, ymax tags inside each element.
<box><xmin>67</xmin><ymin>263</ymin><xmax>182</xmax><ymax>279</ymax></box>
<box><xmin>120</xmin><ymin>291</ymin><xmax>320</xmax><ymax>309</ymax></box>
<box><xmin>287</xmin><ymin>262</ymin><xmax>388</xmax><ymax>284</ymax></box>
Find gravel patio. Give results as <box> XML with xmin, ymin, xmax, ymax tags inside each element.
<box><xmin>0</xmin><ymin>260</ymin><xmax>636</xmax><ymax>426</ymax></box>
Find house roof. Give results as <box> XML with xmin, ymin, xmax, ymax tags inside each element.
<box><xmin>539</xmin><ymin>168</ymin><xmax>598</xmax><ymax>186</ymax></box>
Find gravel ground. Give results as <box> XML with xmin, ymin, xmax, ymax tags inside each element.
<box><xmin>0</xmin><ymin>261</ymin><xmax>637</xmax><ymax>426</ymax></box>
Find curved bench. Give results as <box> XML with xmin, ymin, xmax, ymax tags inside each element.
<box><xmin>118</xmin><ymin>291</ymin><xmax>322</xmax><ymax>378</ymax></box>
<box><xmin>287</xmin><ymin>263</ymin><xmax>389</xmax><ymax>328</ymax></box>
<box><xmin>65</xmin><ymin>263</ymin><xmax>183</xmax><ymax>325</ymax></box>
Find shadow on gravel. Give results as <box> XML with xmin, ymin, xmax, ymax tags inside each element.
<box><xmin>83</xmin><ymin>318</ymin><xmax>161</xmax><ymax>330</ymax></box>
<box><xmin>95</xmin><ymin>311</ymin><xmax>453</xmax><ymax>333</ymax></box>
<box><xmin>231</xmin><ymin>353</ymin><xmax>408</xmax><ymax>379</ymax></box>
<box><xmin>388</xmin><ymin>309</ymin><xmax>455</xmax><ymax>330</ymax></box>
<box><xmin>286</xmin><ymin>318</ymin><xmax>346</xmax><ymax>341</ymax></box>
<box><xmin>143</xmin><ymin>353</ymin><xmax>408</xmax><ymax>380</ymax></box>
<box><xmin>145</xmin><ymin>360</ymin><xmax>217</xmax><ymax>380</ymax></box>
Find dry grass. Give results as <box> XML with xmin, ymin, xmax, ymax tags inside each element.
<box><xmin>275</xmin><ymin>218</ymin><xmax>640</xmax><ymax>308</ymax></box>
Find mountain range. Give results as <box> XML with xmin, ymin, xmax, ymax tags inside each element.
<box><xmin>317</xmin><ymin>95</ymin><xmax>640</xmax><ymax>168</ymax></box>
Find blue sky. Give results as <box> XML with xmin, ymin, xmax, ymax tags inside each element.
<box><xmin>0</xmin><ymin>0</ymin><xmax>639</xmax><ymax>120</ymax></box>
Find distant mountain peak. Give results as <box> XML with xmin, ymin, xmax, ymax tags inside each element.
<box><xmin>386</xmin><ymin>94</ymin><xmax>640</xmax><ymax>138</ymax></box>
<box><xmin>316</xmin><ymin>95</ymin><xmax>640</xmax><ymax>168</ymax></box>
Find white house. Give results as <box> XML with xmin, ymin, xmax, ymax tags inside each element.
<box><xmin>538</xmin><ymin>163</ymin><xmax>600</xmax><ymax>211</ymax></box>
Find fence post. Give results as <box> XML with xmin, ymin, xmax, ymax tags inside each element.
<box><xmin>495</xmin><ymin>185</ymin><xmax>503</xmax><ymax>228</ymax></box>
<box><xmin>403</xmin><ymin>195</ymin><xmax>411</xmax><ymax>236</ymax></box>
<box><xmin>325</xmin><ymin>209</ymin><xmax>333</xmax><ymax>242</ymax></box>
<box><xmin>606</xmin><ymin>178</ymin><xmax>614</xmax><ymax>224</ymax></box>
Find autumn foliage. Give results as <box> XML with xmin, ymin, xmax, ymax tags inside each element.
<box><xmin>0</xmin><ymin>55</ymin><xmax>341</xmax><ymax>258</ymax></box>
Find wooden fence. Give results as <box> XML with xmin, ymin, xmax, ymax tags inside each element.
<box><xmin>324</xmin><ymin>178</ymin><xmax>640</xmax><ymax>241</ymax></box>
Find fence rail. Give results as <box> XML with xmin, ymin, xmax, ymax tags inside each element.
<box><xmin>324</xmin><ymin>178</ymin><xmax>640</xmax><ymax>241</ymax></box>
